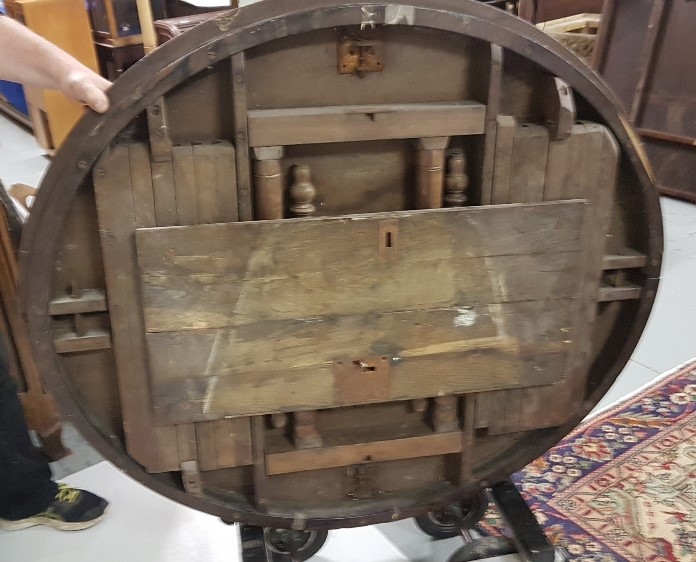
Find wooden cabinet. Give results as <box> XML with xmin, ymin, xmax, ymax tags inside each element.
<box><xmin>5</xmin><ymin>0</ymin><xmax>100</xmax><ymax>152</ymax></box>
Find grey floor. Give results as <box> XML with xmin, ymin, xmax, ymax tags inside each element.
<box><xmin>0</xmin><ymin>112</ymin><xmax>694</xmax><ymax>561</ymax></box>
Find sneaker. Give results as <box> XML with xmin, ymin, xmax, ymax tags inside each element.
<box><xmin>0</xmin><ymin>483</ymin><xmax>109</xmax><ymax>531</ymax></box>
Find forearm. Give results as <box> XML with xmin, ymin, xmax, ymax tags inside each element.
<box><xmin>0</xmin><ymin>16</ymin><xmax>83</xmax><ymax>90</ymax></box>
<box><xmin>0</xmin><ymin>15</ymin><xmax>111</xmax><ymax>112</ymax></box>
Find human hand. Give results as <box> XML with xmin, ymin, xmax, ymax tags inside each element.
<box><xmin>60</xmin><ymin>69</ymin><xmax>112</xmax><ymax>113</ymax></box>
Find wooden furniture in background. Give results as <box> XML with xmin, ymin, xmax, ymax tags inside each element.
<box><xmin>594</xmin><ymin>0</ymin><xmax>696</xmax><ymax>203</ymax></box>
<box><xmin>5</xmin><ymin>0</ymin><xmax>100</xmax><ymax>152</ymax></box>
<box><xmin>87</xmin><ymin>0</ymin><xmax>165</xmax><ymax>47</ymax></box>
<box><xmin>154</xmin><ymin>10</ymin><xmax>225</xmax><ymax>45</ymax></box>
<box><xmin>537</xmin><ymin>14</ymin><xmax>601</xmax><ymax>64</ymax></box>
<box><xmin>0</xmin><ymin>185</ymin><xmax>69</xmax><ymax>461</ymax></box>
<box><xmin>518</xmin><ymin>0</ymin><xmax>604</xmax><ymax>23</ymax></box>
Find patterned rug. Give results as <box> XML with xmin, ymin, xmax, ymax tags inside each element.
<box><xmin>480</xmin><ymin>360</ymin><xmax>696</xmax><ymax>562</ymax></box>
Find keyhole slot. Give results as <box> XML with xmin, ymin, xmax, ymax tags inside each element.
<box><xmin>353</xmin><ymin>360</ymin><xmax>377</xmax><ymax>372</ymax></box>
<box><xmin>379</xmin><ymin>220</ymin><xmax>398</xmax><ymax>259</ymax></box>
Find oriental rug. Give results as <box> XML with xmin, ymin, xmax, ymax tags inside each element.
<box><xmin>480</xmin><ymin>359</ymin><xmax>696</xmax><ymax>562</ymax></box>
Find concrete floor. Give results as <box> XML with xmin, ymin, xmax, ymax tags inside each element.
<box><xmin>0</xmin><ymin>111</ymin><xmax>693</xmax><ymax>561</ymax></box>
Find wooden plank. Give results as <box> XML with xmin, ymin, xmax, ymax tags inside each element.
<box><xmin>137</xmin><ymin>202</ymin><xmax>587</xmax><ymax>332</ymax></box>
<box><xmin>172</xmin><ymin>144</ymin><xmax>198</xmax><ymax>225</ymax></box>
<box><xmin>129</xmin><ymin>144</ymin><xmax>157</xmax><ymax>229</ymax></box>
<box><xmin>54</xmin><ymin>330</ymin><xmax>112</xmax><ymax>353</ymax></box>
<box><xmin>490</xmin><ymin>115</ymin><xmax>516</xmax><ymax>204</ymax></box>
<box><xmin>500</xmin><ymin>388</ymin><xmax>523</xmax><ymax>434</ymax></box>
<box><xmin>152</xmin><ymin>159</ymin><xmax>177</xmax><ymax>227</ymax></box>
<box><xmin>266</xmin><ymin>432</ymin><xmax>462</xmax><ymax>476</ymax></box>
<box><xmin>602</xmin><ymin>250</ymin><xmax>648</xmax><ymax>270</ymax></box>
<box><xmin>251</xmin><ymin>416</ymin><xmax>268</xmax><ymax>506</ymax></box>
<box><xmin>247</xmin><ymin>102</ymin><xmax>486</xmax><ymax>147</ymax></box>
<box><xmin>151</xmin><ymin>342</ymin><xmax>571</xmax><ymax>423</ymax></box>
<box><xmin>193</xmin><ymin>142</ymin><xmax>238</xmax><ymax>224</ymax></box>
<box><xmin>195</xmin><ymin>422</ymin><xmax>218</xmax><ymax>471</ymax></box>
<box><xmin>480</xmin><ymin>44</ymin><xmax>504</xmax><ymax>206</ymax></box>
<box><xmin>196</xmin><ymin>418</ymin><xmax>254</xmax><ymax>471</ymax></box>
<box><xmin>524</xmin><ymin>126</ymin><xmax>550</xmax><ymax>202</ymax></box>
<box><xmin>231</xmin><ymin>53</ymin><xmax>253</xmax><ymax>222</ymax></box>
<box><xmin>598</xmin><ymin>283</ymin><xmax>642</xmax><ymax>302</ymax></box>
<box><xmin>93</xmin><ymin>144</ymin><xmax>179</xmax><ymax>472</ymax></box>
<box><xmin>539</xmin><ymin>124</ymin><xmax>619</xmax><ymax>429</ymax></box>
<box><xmin>460</xmin><ymin>394</ymin><xmax>477</xmax><ymax>480</ymax></box>
<box><xmin>476</xmin><ymin>390</ymin><xmax>507</xmax><ymax>431</ymax></box>
<box><xmin>214</xmin><ymin>418</ymin><xmax>253</xmax><ymax>468</ymax></box>
<box><xmin>176</xmin><ymin>424</ymin><xmax>197</xmax><ymax>462</ymax></box>
<box><xmin>508</xmin><ymin>125</ymin><xmax>549</xmax><ymax>204</ymax></box>
<box><xmin>140</xmin><ymin>243</ymin><xmax>581</xmax><ymax>331</ymax></box>
<box><xmin>146</xmin><ymin>301</ymin><xmax>572</xmax><ymax>380</ymax></box>
<box><xmin>212</xmin><ymin>142</ymin><xmax>238</xmax><ymax>223</ymax></box>
<box><xmin>48</xmin><ymin>289</ymin><xmax>107</xmax><ymax>316</ymax></box>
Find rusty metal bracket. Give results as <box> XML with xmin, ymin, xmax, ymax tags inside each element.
<box><xmin>338</xmin><ymin>35</ymin><xmax>384</xmax><ymax>76</ymax></box>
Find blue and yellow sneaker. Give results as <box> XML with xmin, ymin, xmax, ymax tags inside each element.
<box><xmin>0</xmin><ymin>483</ymin><xmax>108</xmax><ymax>531</ymax></box>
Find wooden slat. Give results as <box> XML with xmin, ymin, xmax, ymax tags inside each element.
<box><xmin>247</xmin><ymin>102</ymin><xmax>486</xmax><ymax>147</ymax></box>
<box><xmin>129</xmin><ymin>144</ymin><xmax>157</xmax><ymax>229</ymax></box>
<box><xmin>48</xmin><ymin>289</ymin><xmax>107</xmax><ymax>316</ymax></box>
<box><xmin>137</xmin><ymin>202</ymin><xmax>587</xmax><ymax>332</ymax></box>
<box><xmin>193</xmin><ymin>142</ymin><xmax>238</xmax><ymax>224</ymax></box>
<box><xmin>54</xmin><ymin>330</ymin><xmax>112</xmax><ymax>354</ymax></box>
<box><xmin>172</xmin><ymin>145</ymin><xmax>197</xmax><ymax>225</ymax></box>
<box><xmin>231</xmin><ymin>53</ymin><xmax>253</xmax><ymax>222</ymax></box>
<box><xmin>195</xmin><ymin>418</ymin><xmax>253</xmax><ymax>471</ymax></box>
<box><xmin>480</xmin><ymin>44</ymin><xmax>504</xmax><ymax>206</ymax></box>
<box><xmin>483</xmin><ymin>123</ymin><xmax>620</xmax><ymax>435</ymax></box>
<box><xmin>146</xmin><ymin>301</ymin><xmax>572</xmax><ymax>381</ymax></box>
<box><xmin>549</xmin><ymin>124</ymin><xmax>620</xmax><ymax>426</ymax></box>
<box><xmin>151</xmin><ymin>342</ymin><xmax>568</xmax><ymax>424</ymax></box>
<box><xmin>266</xmin><ymin>432</ymin><xmax>462</xmax><ymax>476</ymax></box>
<box><xmin>251</xmin><ymin>416</ymin><xmax>268</xmax><ymax>506</ymax></box>
<box><xmin>508</xmin><ymin>124</ymin><xmax>549</xmax><ymax>203</ymax></box>
<box><xmin>475</xmin><ymin>389</ymin><xmax>507</xmax><ymax>431</ymax></box>
<box><xmin>598</xmin><ymin>283</ymin><xmax>642</xmax><ymax>302</ymax></box>
<box><xmin>176</xmin><ymin>424</ymin><xmax>198</xmax><ymax>462</ymax></box>
<box><xmin>490</xmin><ymin>115</ymin><xmax>516</xmax><ymax>204</ymax></box>
<box><xmin>194</xmin><ymin>422</ymin><xmax>218</xmax><ymax>471</ymax></box>
<box><xmin>602</xmin><ymin>250</ymin><xmax>648</xmax><ymax>270</ymax></box>
<box><xmin>460</xmin><ymin>394</ymin><xmax>477</xmax><ymax>480</ymax></box>
<box><xmin>93</xmin><ymin>144</ymin><xmax>179</xmax><ymax>472</ymax></box>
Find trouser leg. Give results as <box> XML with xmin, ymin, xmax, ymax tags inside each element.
<box><xmin>0</xmin><ymin>341</ymin><xmax>57</xmax><ymax>520</ymax></box>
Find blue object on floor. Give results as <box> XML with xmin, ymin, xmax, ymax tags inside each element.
<box><xmin>0</xmin><ymin>80</ymin><xmax>29</xmax><ymax>117</ymax></box>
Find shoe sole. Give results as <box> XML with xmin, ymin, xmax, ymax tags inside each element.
<box><xmin>0</xmin><ymin>509</ymin><xmax>107</xmax><ymax>532</ymax></box>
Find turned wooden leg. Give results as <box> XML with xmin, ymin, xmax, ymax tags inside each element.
<box><xmin>252</xmin><ymin>146</ymin><xmax>284</xmax><ymax>220</ymax></box>
<box><xmin>416</xmin><ymin>137</ymin><xmax>449</xmax><ymax>209</ymax></box>
<box><xmin>433</xmin><ymin>395</ymin><xmax>459</xmax><ymax>433</ymax></box>
<box><xmin>293</xmin><ymin>410</ymin><xmax>323</xmax><ymax>449</ymax></box>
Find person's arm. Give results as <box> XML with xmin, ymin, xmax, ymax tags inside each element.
<box><xmin>0</xmin><ymin>16</ymin><xmax>111</xmax><ymax>113</ymax></box>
